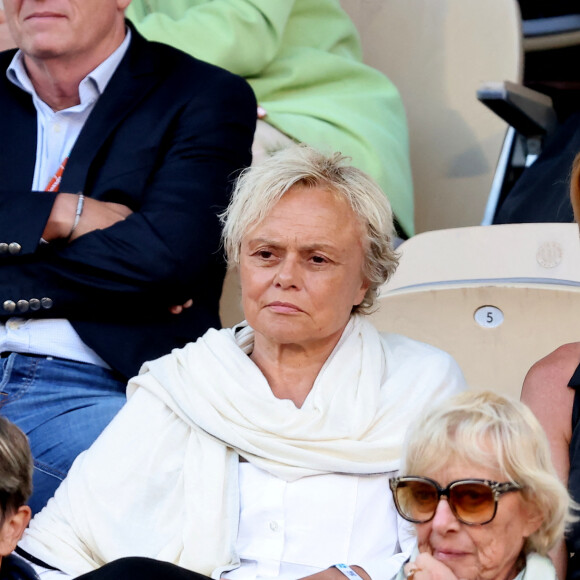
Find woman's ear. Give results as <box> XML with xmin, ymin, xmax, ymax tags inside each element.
<box><xmin>354</xmin><ymin>277</ymin><xmax>371</xmax><ymax>307</ymax></box>
<box><xmin>0</xmin><ymin>506</ymin><xmax>31</xmax><ymax>556</ymax></box>
<box><xmin>521</xmin><ymin>501</ymin><xmax>543</xmax><ymax>539</ymax></box>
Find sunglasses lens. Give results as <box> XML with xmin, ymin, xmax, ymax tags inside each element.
<box><xmin>450</xmin><ymin>482</ymin><xmax>495</xmax><ymax>524</ymax></box>
<box><xmin>396</xmin><ymin>480</ymin><xmax>439</xmax><ymax>522</ymax></box>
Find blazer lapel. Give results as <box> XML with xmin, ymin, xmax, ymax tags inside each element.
<box><xmin>60</xmin><ymin>26</ymin><xmax>159</xmax><ymax>193</ymax></box>
<box><xmin>0</xmin><ymin>52</ymin><xmax>37</xmax><ymax>190</ymax></box>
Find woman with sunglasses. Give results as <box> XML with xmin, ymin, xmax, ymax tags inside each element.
<box><xmin>390</xmin><ymin>390</ymin><xmax>574</xmax><ymax>580</ymax></box>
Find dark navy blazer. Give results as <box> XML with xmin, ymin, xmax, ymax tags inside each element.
<box><xmin>0</xmin><ymin>25</ymin><xmax>256</xmax><ymax>379</ymax></box>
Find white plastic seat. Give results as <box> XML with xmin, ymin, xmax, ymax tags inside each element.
<box><xmin>369</xmin><ymin>223</ymin><xmax>580</xmax><ymax>398</ymax></box>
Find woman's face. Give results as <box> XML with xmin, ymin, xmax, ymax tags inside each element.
<box><xmin>415</xmin><ymin>458</ymin><xmax>542</xmax><ymax>580</ymax></box>
<box><xmin>239</xmin><ymin>185</ymin><xmax>370</xmax><ymax>352</ymax></box>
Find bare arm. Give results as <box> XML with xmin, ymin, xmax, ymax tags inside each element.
<box><xmin>521</xmin><ymin>342</ymin><xmax>580</xmax><ymax>580</ymax></box>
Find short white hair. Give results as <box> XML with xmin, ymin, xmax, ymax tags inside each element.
<box><xmin>220</xmin><ymin>145</ymin><xmax>398</xmax><ymax>313</ymax></box>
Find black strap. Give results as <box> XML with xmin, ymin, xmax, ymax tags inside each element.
<box><xmin>569</xmin><ymin>363</ymin><xmax>580</xmax><ymax>388</ymax></box>
<box><xmin>14</xmin><ymin>547</ymin><xmax>61</xmax><ymax>572</ymax></box>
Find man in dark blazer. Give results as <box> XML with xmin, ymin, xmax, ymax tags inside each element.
<box><xmin>0</xmin><ymin>0</ymin><xmax>256</xmax><ymax>514</ymax></box>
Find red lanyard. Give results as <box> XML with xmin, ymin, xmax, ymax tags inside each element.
<box><xmin>45</xmin><ymin>156</ymin><xmax>69</xmax><ymax>192</ymax></box>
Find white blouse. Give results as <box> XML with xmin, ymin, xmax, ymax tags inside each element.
<box><xmin>222</xmin><ymin>462</ymin><xmax>416</xmax><ymax>580</ymax></box>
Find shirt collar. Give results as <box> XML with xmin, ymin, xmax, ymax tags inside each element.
<box><xmin>6</xmin><ymin>27</ymin><xmax>132</xmax><ymax>108</ymax></box>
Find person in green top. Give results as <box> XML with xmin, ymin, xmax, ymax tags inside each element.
<box><xmin>125</xmin><ymin>0</ymin><xmax>414</xmax><ymax>236</ymax></box>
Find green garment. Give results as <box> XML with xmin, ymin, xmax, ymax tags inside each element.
<box><xmin>126</xmin><ymin>0</ymin><xmax>414</xmax><ymax>235</ymax></box>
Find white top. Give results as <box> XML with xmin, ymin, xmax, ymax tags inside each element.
<box><xmin>0</xmin><ymin>30</ymin><xmax>131</xmax><ymax>366</ymax></box>
<box><xmin>27</xmin><ymin>462</ymin><xmax>415</xmax><ymax>580</ymax></box>
<box><xmin>223</xmin><ymin>463</ymin><xmax>415</xmax><ymax>580</ymax></box>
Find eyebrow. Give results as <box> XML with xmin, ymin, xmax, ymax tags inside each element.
<box><xmin>245</xmin><ymin>238</ymin><xmax>339</xmax><ymax>253</ymax></box>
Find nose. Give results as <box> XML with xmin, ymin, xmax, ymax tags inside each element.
<box><xmin>273</xmin><ymin>256</ymin><xmax>300</xmax><ymax>289</ymax></box>
<box><xmin>430</xmin><ymin>498</ymin><xmax>461</xmax><ymax>533</ymax></box>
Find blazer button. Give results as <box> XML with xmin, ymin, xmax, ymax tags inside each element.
<box><xmin>8</xmin><ymin>243</ymin><xmax>22</xmax><ymax>255</ymax></box>
<box><xmin>17</xmin><ymin>300</ymin><xmax>30</xmax><ymax>313</ymax></box>
<box><xmin>41</xmin><ymin>297</ymin><xmax>53</xmax><ymax>310</ymax></box>
<box><xmin>29</xmin><ymin>299</ymin><xmax>41</xmax><ymax>311</ymax></box>
<box><xmin>3</xmin><ymin>300</ymin><xmax>16</xmax><ymax>314</ymax></box>
<box><xmin>0</xmin><ymin>243</ymin><xmax>8</xmax><ymax>254</ymax></box>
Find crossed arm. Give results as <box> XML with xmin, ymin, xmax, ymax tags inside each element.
<box><xmin>42</xmin><ymin>194</ymin><xmax>133</xmax><ymax>243</ymax></box>
<box><xmin>0</xmin><ymin>67</ymin><xmax>256</xmax><ymax>322</ymax></box>
<box><xmin>44</xmin><ymin>195</ymin><xmax>193</xmax><ymax>314</ymax></box>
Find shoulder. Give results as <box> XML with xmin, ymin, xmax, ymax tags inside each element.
<box><xmin>379</xmin><ymin>331</ymin><xmax>467</xmax><ymax>392</ymax></box>
<box><xmin>355</xmin><ymin>317</ymin><xmax>465</xmax><ymax>383</ymax></box>
<box><xmin>379</xmin><ymin>331</ymin><xmax>460</xmax><ymax>366</ymax></box>
<box><xmin>521</xmin><ymin>342</ymin><xmax>580</xmax><ymax>406</ymax></box>
<box><xmin>520</xmin><ymin>343</ymin><xmax>580</xmax><ymax>439</ymax></box>
<box><xmin>524</xmin><ymin>342</ymin><xmax>580</xmax><ymax>389</ymax></box>
<box><xmin>520</xmin><ymin>552</ymin><xmax>557</xmax><ymax>579</ymax></box>
<box><xmin>108</xmin><ymin>28</ymin><xmax>256</xmax><ymax>130</ymax></box>
<box><xmin>0</xmin><ymin>554</ymin><xmax>38</xmax><ymax>580</ymax></box>
<box><xmin>136</xmin><ymin>325</ymin><xmax>241</xmax><ymax>378</ymax></box>
<box><xmin>0</xmin><ymin>50</ymin><xmax>18</xmax><ymax>93</ymax></box>
<box><xmin>128</xmin><ymin>26</ymin><xmax>254</xmax><ymax>98</ymax></box>
<box><xmin>0</xmin><ymin>49</ymin><xmax>17</xmax><ymax>71</ymax></box>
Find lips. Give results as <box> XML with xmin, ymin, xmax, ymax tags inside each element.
<box><xmin>266</xmin><ymin>301</ymin><xmax>304</xmax><ymax>314</ymax></box>
<box><xmin>433</xmin><ymin>548</ymin><xmax>471</xmax><ymax>561</ymax></box>
<box><xmin>24</xmin><ymin>12</ymin><xmax>66</xmax><ymax>21</ymax></box>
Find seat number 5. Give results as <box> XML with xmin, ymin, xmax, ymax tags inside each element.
<box><xmin>474</xmin><ymin>306</ymin><xmax>504</xmax><ymax>329</ymax></box>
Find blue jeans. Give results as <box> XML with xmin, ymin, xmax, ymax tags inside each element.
<box><xmin>0</xmin><ymin>354</ymin><xmax>127</xmax><ymax>515</ymax></box>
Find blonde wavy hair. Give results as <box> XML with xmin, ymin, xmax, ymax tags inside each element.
<box><xmin>220</xmin><ymin>145</ymin><xmax>399</xmax><ymax>313</ymax></box>
<box><xmin>401</xmin><ymin>390</ymin><xmax>575</xmax><ymax>556</ymax></box>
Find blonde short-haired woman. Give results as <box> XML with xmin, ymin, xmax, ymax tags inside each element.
<box><xmin>16</xmin><ymin>147</ymin><xmax>464</xmax><ymax>580</ymax></box>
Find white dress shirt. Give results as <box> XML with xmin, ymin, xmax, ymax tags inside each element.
<box><xmin>222</xmin><ymin>462</ymin><xmax>416</xmax><ymax>580</ymax></box>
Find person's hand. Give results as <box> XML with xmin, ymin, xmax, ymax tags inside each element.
<box><xmin>169</xmin><ymin>299</ymin><xmax>193</xmax><ymax>315</ymax></box>
<box><xmin>0</xmin><ymin>10</ymin><xmax>17</xmax><ymax>52</ymax></box>
<box><xmin>42</xmin><ymin>193</ymin><xmax>133</xmax><ymax>242</ymax></box>
<box><xmin>404</xmin><ymin>553</ymin><xmax>460</xmax><ymax>580</ymax></box>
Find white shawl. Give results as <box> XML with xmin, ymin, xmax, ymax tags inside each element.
<box><xmin>21</xmin><ymin>315</ymin><xmax>466</xmax><ymax>577</ymax></box>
